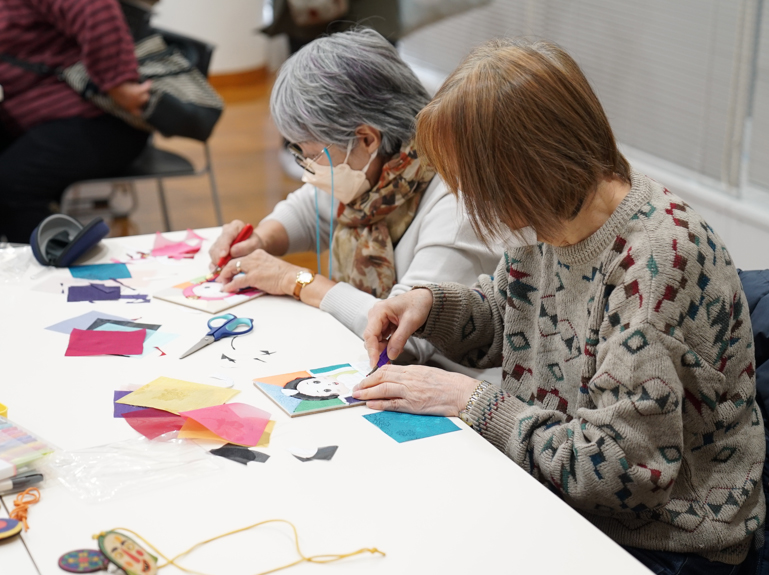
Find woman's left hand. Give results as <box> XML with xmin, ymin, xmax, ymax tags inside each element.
<box><xmin>352</xmin><ymin>364</ymin><xmax>480</xmax><ymax>416</ymax></box>
<box><xmin>218</xmin><ymin>249</ymin><xmax>298</xmax><ymax>296</ymax></box>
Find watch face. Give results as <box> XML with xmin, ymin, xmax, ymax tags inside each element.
<box><xmin>298</xmin><ymin>271</ymin><xmax>313</xmax><ymax>284</ymax></box>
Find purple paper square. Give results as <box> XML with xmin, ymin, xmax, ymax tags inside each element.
<box><xmin>113</xmin><ymin>390</ymin><xmax>144</xmax><ymax>418</ymax></box>
<box><xmin>68</xmin><ymin>284</ymin><xmax>120</xmax><ymax>302</ymax></box>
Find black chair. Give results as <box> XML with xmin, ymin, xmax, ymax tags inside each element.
<box><xmin>63</xmin><ymin>28</ymin><xmax>223</xmax><ymax>231</ymax></box>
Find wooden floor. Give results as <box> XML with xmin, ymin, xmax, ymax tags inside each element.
<box><xmin>101</xmin><ymin>78</ymin><xmax>318</xmax><ymax>270</ymax></box>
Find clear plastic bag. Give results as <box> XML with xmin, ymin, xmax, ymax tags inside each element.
<box><xmin>0</xmin><ymin>243</ymin><xmax>32</xmax><ymax>283</ymax></box>
<box><xmin>44</xmin><ymin>434</ymin><xmax>225</xmax><ymax>502</ymax></box>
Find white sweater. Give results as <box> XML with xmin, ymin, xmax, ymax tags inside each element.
<box><xmin>264</xmin><ymin>178</ymin><xmax>505</xmax><ymax>378</ymax></box>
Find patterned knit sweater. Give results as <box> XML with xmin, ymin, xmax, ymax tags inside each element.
<box><xmin>418</xmin><ymin>170</ymin><xmax>766</xmax><ymax>563</ymax></box>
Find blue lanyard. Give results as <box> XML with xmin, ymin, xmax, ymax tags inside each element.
<box><xmin>312</xmin><ymin>148</ymin><xmax>335</xmax><ymax>279</ymax></box>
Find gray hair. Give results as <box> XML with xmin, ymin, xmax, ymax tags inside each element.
<box><xmin>270</xmin><ymin>28</ymin><xmax>430</xmax><ymax>157</ymax></box>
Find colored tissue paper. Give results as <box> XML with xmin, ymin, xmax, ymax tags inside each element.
<box><xmin>45</xmin><ymin>311</ymin><xmax>128</xmax><ymax>335</ymax></box>
<box><xmin>210</xmin><ymin>445</ymin><xmax>270</xmax><ymax>465</ymax></box>
<box><xmin>180</xmin><ymin>403</ymin><xmax>271</xmax><ymax>447</ymax></box>
<box><xmin>87</xmin><ymin>320</ymin><xmax>178</xmax><ymax>358</ymax></box>
<box><xmin>363</xmin><ymin>412</ymin><xmax>461</xmax><ymax>443</ymax></box>
<box><xmin>65</xmin><ymin>328</ymin><xmax>146</xmax><ymax>357</ymax></box>
<box><xmin>151</xmin><ymin>229</ymin><xmax>205</xmax><ymax>259</ymax></box>
<box><xmin>291</xmin><ymin>446</ymin><xmax>338</xmax><ymax>462</ymax></box>
<box><xmin>181</xmin><ymin>420</ymin><xmax>276</xmax><ymax>446</ymax></box>
<box><xmin>113</xmin><ymin>390</ymin><xmax>145</xmax><ymax>418</ymax></box>
<box><xmin>116</xmin><ymin>376</ymin><xmax>240</xmax><ymax>414</ymax></box>
<box><xmin>178</xmin><ymin>417</ymin><xmax>277</xmax><ymax>447</ymax></box>
<box><xmin>69</xmin><ymin>263</ymin><xmax>132</xmax><ymax>281</ymax></box>
<box><xmin>67</xmin><ymin>284</ymin><xmax>121</xmax><ymax>302</ymax></box>
<box><xmin>123</xmin><ymin>408</ymin><xmax>185</xmax><ymax>439</ymax></box>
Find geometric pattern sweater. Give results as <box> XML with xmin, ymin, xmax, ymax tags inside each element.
<box><xmin>418</xmin><ymin>170</ymin><xmax>766</xmax><ymax>564</ymax></box>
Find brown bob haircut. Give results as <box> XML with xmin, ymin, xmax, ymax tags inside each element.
<box><xmin>415</xmin><ymin>38</ymin><xmax>630</xmax><ymax>243</ymax></box>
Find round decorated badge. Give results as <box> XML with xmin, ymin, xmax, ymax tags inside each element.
<box><xmin>0</xmin><ymin>518</ymin><xmax>22</xmax><ymax>540</ymax></box>
<box><xmin>57</xmin><ymin>549</ymin><xmax>110</xmax><ymax>573</ymax></box>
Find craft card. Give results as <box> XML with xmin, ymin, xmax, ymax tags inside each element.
<box><xmin>254</xmin><ymin>363</ymin><xmax>366</xmax><ymax>417</ymax></box>
<box><xmin>153</xmin><ymin>275</ymin><xmax>264</xmax><ymax>314</ymax></box>
<box><xmin>116</xmin><ymin>376</ymin><xmax>239</xmax><ymax>414</ymax></box>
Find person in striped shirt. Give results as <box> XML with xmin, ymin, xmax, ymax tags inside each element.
<box><xmin>0</xmin><ymin>0</ymin><xmax>150</xmax><ymax>243</ymax></box>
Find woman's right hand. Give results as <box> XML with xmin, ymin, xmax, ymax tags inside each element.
<box><xmin>363</xmin><ymin>288</ymin><xmax>434</xmax><ymax>367</ymax></box>
<box><xmin>209</xmin><ymin>220</ymin><xmax>264</xmax><ymax>269</ymax></box>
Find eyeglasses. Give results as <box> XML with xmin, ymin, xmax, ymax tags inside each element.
<box><xmin>287</xmin><ymin>143</ymin><xmax>327</xmax><ymax>175</ymax></box>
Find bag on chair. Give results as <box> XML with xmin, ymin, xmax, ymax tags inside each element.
<box><xmin>0</xmin><ymin>34</ymin><xmax>223</xmax><ymax>142</ymax></box>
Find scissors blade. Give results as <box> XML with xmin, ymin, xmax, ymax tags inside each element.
<box><xmin>179</xmin><ymin>335</ymin><xmax>216</xmax><ymax>359</ymax></box>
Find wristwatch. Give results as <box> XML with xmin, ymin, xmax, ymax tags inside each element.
<box><xmin>459</xmin><ymin>380</ymin><xmax>492</xmax><ymax>426</ymax></box>
<box><xmin>293</xmin><ymin>270</ymin><xmax>315</xmax><ymax>300</ymax></box>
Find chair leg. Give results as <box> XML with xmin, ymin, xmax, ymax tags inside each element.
<box><xmin>204</xmin><ymin>143</ymin><xmax>224</xmax><ymax>226</ymax></box>
<box><xmin>157</xmin><ymin>178</ymin><xmax>171</xmax><ymax>232</ymax></box>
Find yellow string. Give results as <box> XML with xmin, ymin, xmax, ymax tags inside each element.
<box><xmin>93</xmin><ymin>519</ymin><xmax>385</xmax><ymax>575</ymax></box>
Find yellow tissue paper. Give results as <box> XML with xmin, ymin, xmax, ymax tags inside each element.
<box><xmin>117</xmin><ymin>376</ymin><xmax>240</xmax><ymax>414</ymax></box>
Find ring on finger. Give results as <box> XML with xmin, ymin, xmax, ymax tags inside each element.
<box><xmin>235</xmin><ymin>260</ymin><xmax>242</xmax><ymax>274</ymax></box>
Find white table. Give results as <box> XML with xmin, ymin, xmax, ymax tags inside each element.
<box><xmin>0</xmin><ymin>230</ymin><xmax>650</xmax><ymax>574</ymax></box>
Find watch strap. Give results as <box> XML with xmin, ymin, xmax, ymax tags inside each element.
<box><xmin>293</xmin><ymin>270</ymin><xmax>315</xmax><ymax>300</ymax></box>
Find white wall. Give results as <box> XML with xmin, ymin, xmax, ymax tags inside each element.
<box><xmin>151</xmin><ymin>0</ymin><xmax>267</xmax><ymax>74</ymax></box>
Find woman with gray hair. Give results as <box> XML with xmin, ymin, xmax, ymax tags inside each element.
<box><xmin>209</xmin><ymin>28</ymin><xmax>503</xmax><ymax>372</ymax></box>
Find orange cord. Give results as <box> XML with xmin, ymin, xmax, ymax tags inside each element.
<box><xmin>10</xmin><ymin>487</ymin><xmax>40</xmax><ymax>531</ymax></box>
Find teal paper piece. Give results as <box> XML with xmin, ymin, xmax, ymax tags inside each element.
<box><xmin>70</xmin><ymin>263</ymin><xmax>131</xmax><ymax>280</ymax></box>
<box><xmin>310</xmin><ymin>363</ymin><xmax>351</xmax><ymax>374</ymax></box>
<box><xmin>363</xmin><ymin>412</ymin><xmax>461</xmax><ymax>443</ymax></box>
<box><xmin>256</xmin><ymin>382</ymin><xmax>302</xmax><ymax>413</ymax></box>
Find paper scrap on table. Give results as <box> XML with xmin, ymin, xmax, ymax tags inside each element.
<box><xmin>67</xmin><ymin>283</ymin><xmax>121</xmax><ymax>302</ymax></box>
<box><xmin>290</xmin><ymin>446</ymin><xmax>338</xmax><ymax>462</ymax></box>
<box><xmin>180</xmin><ymin>403</ymin><xmax>271</xmax><ymax>447</ymax></box>
<box><xmin>65</xmin><ymin>328</ymin><xmax>146</xmax><ymax>357</ymax></box>
<box><xmin>209</xmin><ymin>374</ymin><xmax>235</xmax><ymax>388</ymax></box>
<box><xmin>210</xmin><ymin>445</ymin><xmax>270</xmax><ymax>465</ymax></box>
<box><xmin>123</xmin><ymin>408</ymin><xmax>185</xmax><ymax>439</ymax></box>
<box><xmin>363</xmin><ymin>411</ymin><xmax>461</xmax><ymax>443</ymax></box>
<box><xmin>113</xmin><ymin>390</ymin><xmax>146</xmax><ymax>417</ymax></box>
<box><xmin>117</xmin><ymin>376</ymin><xmax>240</xmax><ymax>414</ymax></box>
<box><xmin>151</xmin><ymin>229</ymin><xmax>205</xmax><ymax>259</ymax></box>
<box><xmin>45</xmin><ymin>311</ymin><xmax>128</xmax><ymax>334</ymax></box>
<box><xmin>70</xmin><ymin>263</ymin><xmax>132</xmax><ymax>280</ymax></box>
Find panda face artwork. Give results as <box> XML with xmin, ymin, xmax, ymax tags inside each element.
<box><xmin>281</xmin><ymin>376</ymin><xmax>350</xmax><ymax>401</ymax></box>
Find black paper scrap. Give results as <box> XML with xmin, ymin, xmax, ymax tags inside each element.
<box><xmin>294</xmin><ymin>445</ymin><xmax>338</xmax><ymax>462</ymax></box>
<box><xmin>221</xmin><ymin>354</ymin><xmax>236</xmax><ymax>363</ymax></box>
<box><xmin>210</xmin><ymin>444</ymin><xmax>270</xmax><ymax>465</ymax></box>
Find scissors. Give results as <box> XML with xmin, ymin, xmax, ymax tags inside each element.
<box><xmin>179</xmin><ymin>313</ymin><xmax>254</xmax><ymax>359</ymax></box>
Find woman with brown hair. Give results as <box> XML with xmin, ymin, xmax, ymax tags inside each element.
<box><xmin>354</xmin><ymin>38</ymin><xmax>765</xmax><ymax>573</ymax></box>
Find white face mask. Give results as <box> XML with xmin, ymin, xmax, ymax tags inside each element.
<box><xmin>301</xmin><ymin>140</ymin><xmax>378</xmax><ymax>204</ymax></box>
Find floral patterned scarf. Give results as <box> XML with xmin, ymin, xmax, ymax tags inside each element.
<box><xmin>331</xmin><ymin>140</ymin><xmax>436</xmax><ymax>298</ymax></box>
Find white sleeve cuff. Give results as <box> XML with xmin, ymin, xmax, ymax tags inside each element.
<box><xmin>319</xmin><ymin>282</ymin><xmax>376</xmax><ymax>337</ymax></box>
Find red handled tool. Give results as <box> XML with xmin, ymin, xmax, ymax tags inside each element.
<box><xmin>208</xmin><ymin>223</ymin><xmax>253</xmax><ymax>279</ymax></box>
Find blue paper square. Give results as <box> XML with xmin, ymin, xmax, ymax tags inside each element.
<box><xmin>363</xmin><ymin>411</ymin><xmax>461</xmax><ymax>443</ymax></box>
<box><xmin>69</xmin><ymin>263</ymin><xmax>131</xmax><ymax>280</ymax></box>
